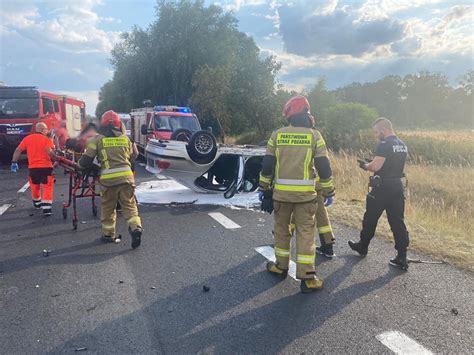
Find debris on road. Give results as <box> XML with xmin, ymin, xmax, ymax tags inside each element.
<box><xmin>203</xmin><ymin>285</ymin><xmax>210</xmax><ymax>292</ymax></box>
<box><xmin>42</xmin><ymin>249</ymin><xmax>49</xmax><ymax>257</ymax></box>
<box><xmin>51</xmin><ymin>294</ymin><xmax>60</xmax><ymax>297</ymax></box>
<box><xmin>118</xmin><ymin>280</ymin><xmax>124</xmax><ymax>284</ymax></box>
<box><xmin>35</xmin><ymin>285</ymin><xmax>39</xmax><ymax>288</ymax></box>
<box><xmin>75</xmin><ymin>347</ymin><xmax>87</xmax><ymax>352</ymax></box>
<box><xmin>451</xmin><ymin>308</ymin><xmax>459</xmax><ymax>315</ymax></box>
<box><xmin>150</xmin><ymin>286</ymin><xmax>156</xmax><ymax>290</ymax></box>
<box><xmin>86</xmin><ymin>305</ymin><xmax>97</xmax><ymax>312</ymax></box>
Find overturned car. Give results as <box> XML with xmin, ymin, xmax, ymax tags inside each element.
<box><xmin>145</xmin><ymin>130</ymin><xmax>266</xmax><ymax>198</ymax></box>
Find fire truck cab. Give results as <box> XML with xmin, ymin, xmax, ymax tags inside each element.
<box><xmin>130</xmin><ymin>105</ymin><xmax>201</xmax><ymax>156</ymax></box>
<box><xmin>0</xmin><ymin>86</ymin><xmax>85</xmax><ymax>163</ymax></box>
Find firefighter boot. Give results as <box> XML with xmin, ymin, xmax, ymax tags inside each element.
<box><xmin>300</xmin><ymin>277</ymin><xmax>324</xmax><ymax>294</ymax></box>
<box><xmin>266</xmin><ymin>261</ymin><xmax>288</xmax><ymax>278</ymax></box>
<box><xmin>389</xmin><ymin>251</ymin><xmax>409</xmax><ymax>271</ymax></box>
<box><xmin>129</xmin><ymin>227</ymin><xmax>142</xmax><ymax>249</ymax></box>
<box><xmin>316</xmin><ymin>235</ymin><xmax>335</xmax><ymax>259</ymax></box>
<box><xmin>102</xmin><ymin>235</ymin><xmax>121</xmax><ymax>244</ymax></box>
<box><xmin>348</xmin><ymin>240</ymin><xmax>368</xmax><ymax>256</ymax></box>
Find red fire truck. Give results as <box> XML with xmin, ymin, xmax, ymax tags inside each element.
<box><xmin>0</xmin><ymin>86</ymin><xmax>86</xmax><ymax>163</ymax></box>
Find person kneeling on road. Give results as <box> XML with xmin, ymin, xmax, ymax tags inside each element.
<box><xmin>77</xmin><ymin>110</ymin><xmax>143</xmax><ymax>249</ymax></box>
<box><xmin>259</xmin><ymin>95</ymin><xmax>335</xmax><ymax>294</ymax></box>
<box><xmin>11</xmin><ymin>122</ymin><xmax>57</xmax><ymax>216</ymax></box>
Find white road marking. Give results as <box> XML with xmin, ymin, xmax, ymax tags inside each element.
<box><xmin>376</xmin><ymin>331</ymin><xmax>433</xmax><ymax>355</ymax></box>
<box><xmin>18</xmin><ymin>181</ymin><xmax>30</xmax><ymax>193</ymax></box>
<box><xmin>0</xmin><ymin>204</ymin><xmax>12</xmax><ymax>216</ymax></box>
<box><xmin>255</xmin><ymin>246</ymin><xmax>297</xmax><ymax>280</ymax></box>
<box><xmin>208</xmin><ymin>212</ymin><xmax>241</xmax><ymax>229</ymax></box>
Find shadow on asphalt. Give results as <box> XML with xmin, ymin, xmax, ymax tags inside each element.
<box><xmin>47</xmin><ymin>253</ymin><xmax>403</xmax><ymax>353</ymax></box>
<box><xmin>0</xmin><ymin>238</ymin><xmax>130</xmax><ymax>275</ymax></box>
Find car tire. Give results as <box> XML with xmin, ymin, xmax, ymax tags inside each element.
<box><xmin>187</xmin><ymin>130</ymin><xmax>217</xmax><ymax>164</ymax></box>
<box><xmin>171</xmin><ymin>128</ymin><xmax>192</xmax><ymax>142</ymax></box>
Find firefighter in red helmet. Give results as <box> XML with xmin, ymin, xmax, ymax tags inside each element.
<box><xmin>77</xmin><ymin>110</ymin><xmax>142</xmax><ymax>248</ymax></box>
<box><xmin>259</xmin><ymin>95</ymin><xmax>335</xmax><ymax>293</ymax></box>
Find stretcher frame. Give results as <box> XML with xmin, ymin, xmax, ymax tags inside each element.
<box><xmin>58</xmin><ymin>151</ymin><xmax>100</xmax><ymax>230</ymax></box>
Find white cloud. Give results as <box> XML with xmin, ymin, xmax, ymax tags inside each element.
<box><xmin>218</xmin><ymin>0</ymin><xmax>267</xmax><ymax>12</ymax></box>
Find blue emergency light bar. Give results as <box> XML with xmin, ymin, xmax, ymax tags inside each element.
<box><xmin>153</xmin><ymin>105</ymin><xmax>192</xmax><ymax>113</ymax></box>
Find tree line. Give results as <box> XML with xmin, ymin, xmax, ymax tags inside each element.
<box><xmin>96</xmin><ymin>0</ymin><xmax>473</xmax><ymax>147</ymax></box>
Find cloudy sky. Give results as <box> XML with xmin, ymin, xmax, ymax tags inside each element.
<box><xmin>1</xmin><ymin>0</ymin><xmax>472</xmax><ymax>115</ymax></box>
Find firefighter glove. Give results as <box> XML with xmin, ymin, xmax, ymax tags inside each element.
<box><xmin>260</xmin><ymin>190</ymin><xmax>274</xmax><ymax>214</ymax></box>
<box><xmin>324</xmin><ymin>196</ymin><xmax>334</xmax><ymax>207</ymax></box>
<box><xmin>10</xmin><ymin>162</ymin><xmax>19</xmax><ymax>173</ymax></box>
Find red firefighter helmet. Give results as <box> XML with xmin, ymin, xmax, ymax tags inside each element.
<box><xmin>282</xmin><ymin>95</ymin><xmax>311</xmax><ymax>120</ymax></box>
<box><xmin>101</xmin><ymin>110</ymin><xmax>121</xmax><ymax>129</ymax></box>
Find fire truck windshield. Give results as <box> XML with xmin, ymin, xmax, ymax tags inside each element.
<box><xmin>154</xmin><ymin>115</ymin><xmax>200</xmax><ymax>132</ymax></box>
<box><xmin>0</xmin><ymin>98</ymin><xmax>40</xmax><ymax>119</ymax></box>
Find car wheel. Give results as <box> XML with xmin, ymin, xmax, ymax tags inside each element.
<box><xmin>171</xmin><ymin>128</ymin><xmax>192</xmax><ymax>142</ymax></box>
<box><xmin>187</xmin><ymin>130</ymin><xmax>217</xmax><ymax>164</ymax></box>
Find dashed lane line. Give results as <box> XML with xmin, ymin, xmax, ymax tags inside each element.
<box><xmin>208</xmin><ymin>212</ymin><xmax>241</xmax><ymax>229</ymax></box>
<box><xmin>376</xmin><ymin>331</ymin><xmax>433</xmax><ymax>354</ymax></box>
<box><xmin>0</xmin><ymin>204</ymin><xmax>12</xmax><ymax>216</ymax></box>
<box><xmin>18</xmin><ymin>181</ymin><xmax>30</xmax><ymax>193</ymax></box>
<box><xmin>255</xmin><ymin>245</ymin><xmax>297</xmax><ymax>280</ymax></box>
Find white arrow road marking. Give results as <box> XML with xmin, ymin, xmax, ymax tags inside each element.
<box><xmin>18</xmin><ymin>181</ymin><xmax>30</xmax><ymax>193</ymax></box>
<box><xmin>0</xmin><ymin>204</ymin><xmax>12</xmax><ymax>216</ymax></box>
<box><xmin>255</xmin><ymin>245</ymin><xmax>297</xmax><ymax>280</ymax></box>
<box><xmin>376</xmin><ymin>331</ymin><xmax>433</xmax><ymax>354</ymax></box>
<box><xmin>208</xmin><ymin>212</ymin><xmax>241</xmax><ymax>229</ymax></box>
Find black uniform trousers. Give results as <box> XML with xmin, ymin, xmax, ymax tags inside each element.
<box><xmin>359</xmin><ymin>179</ymin><xmax>409</xmax><ymax>254</ymax></box>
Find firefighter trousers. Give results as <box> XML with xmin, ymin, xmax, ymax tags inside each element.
<box><xmin>315</xmin><ymin>193</ymin><xmax>335</xmax><ymax>245</ymax></box>
<box><xmin>288</xmin><ymin>194</ymin><xmax>335</xmax><ymax>246</ymax></box>
<box><xmin>359</xmin><ymin>181</ymin><xmax>409</xmax><ymax>253</ymax></box>
<box><xmin>274</xmin><ymin>200</ymin><xmax>317</xmax><ymax>280</ymax></box>
<box><xmin>101</xmin><ymin>183</ymin><xmax>142</xmax><ymax>238</ymax></box>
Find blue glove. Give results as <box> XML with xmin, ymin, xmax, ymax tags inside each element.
<box><xmin>324</xmin><ymin>196</ymin><xmax>333</xmax><ymax>207</ymax></box>
<box><xmin>258</xmin><ymin>191</ymin><xmax>265</xmax><ymax>202</ymax></box>
<box><xmin>10</xmin><ymin>162</ymin><xmax>19</xmax><ymax>173</ymax></box>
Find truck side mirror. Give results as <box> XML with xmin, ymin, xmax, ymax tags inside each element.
<box><xmin>141</xmin><ymin>124</ymin><xmax>149</xmax><ymax>135</ymax></box>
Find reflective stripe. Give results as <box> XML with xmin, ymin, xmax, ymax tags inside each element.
<box><xmin>316</xmin><ymin>137</ymin><xmax>326</xmax><ymax>148</ymax></box>
<box><xmin>275</xmin><ymin>247</ymin><xmax>290</xmax><ymax>257</ymax></box>
<box><xmin>267</xmin><ymin>138</ymin><xmax>274</xmax><ymax>147</ymax></box>
<box><xmin>297</xmin><ymin>254</ymin><xmax>314</xmax><ymax>264</ymax></box>
<box><xmin>275</xmin><ymin>148</ymin><xmax>280</xmax><ymax>179</ymax></box>
<box><xmin>127</xmin><ymin>216</ymin><xmax>141</xmax><ymax>226</ymax></box>
<box><xmin>101</xmin><ymin>170</ymin><xmax>133</xmax><ymax>180</ymax></box>
<box><xmin>259</xmin><ymin>175</ymin><xmax>271</xmax><ymax>184</ymax></box>
<box><xmin>275</xmin><ymin>178</ymin><xmax>314</xmax><ymax>186</ymax></box>
<box><xmin>102</xmin><ymin>166</ymin><xmax>132</xmax><ymax>175</ymax></box>
<box><xmin>102</xmin><ymin>222</ymin><xmax>115</xmax><ymax>230</ymax></box>
<box><xmin>42</xmin><ymin>200</ymin><xmax>53</xmax><ymax>204</ymax></box>
<box><xmin>101</xmin><ymin>149</ymin><xmax>110</xmax><ymax>169</ymax></box>
<box><xmin>318</xmin><ymin>225</ymin><xmax>332</xmax><ymax>234</ymax></box>
<box><xmin>274</xmin><ymin>184</ymin><xmax>315</xmax><ymax>192</ymax></box>
<box><xmin>87</xmin><ymin>143</ymin><xmax>97</xmax><ymax>150</ymax></box>
<box><xmin>304</xmin><ymin>148</ymin><xmax>311</xmax><ymax>180</ymax></box>
<box><xmin>320</xmin><ymin>180</ymin><xmax>334</xmax><ymax>189</ymax></box>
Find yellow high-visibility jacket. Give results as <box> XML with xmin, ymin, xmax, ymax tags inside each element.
<box><xmin>259</xmin><ymin>126</ymin><xmax>334</xmax><ymax>203</ymax></box>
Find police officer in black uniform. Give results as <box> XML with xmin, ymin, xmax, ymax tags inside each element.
<box><xmin>348</xmin><ymin>117</ymin><xmax>410</xmax><ymax>270</ymax></box>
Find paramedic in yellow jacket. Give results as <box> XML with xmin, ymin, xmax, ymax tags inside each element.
<box><xmin>78</xmin><ymin>110</ymin><xmax>142</xmax><ymax>249</ymax></box>
<box><xmin>259</xmin><ymin>96</ymin><xmax>335</xmax><ymax>293</ymax></box>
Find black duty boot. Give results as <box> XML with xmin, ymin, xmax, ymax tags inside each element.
<box><xmin>348</xmin><ymin>240</ymin><xmax>368</xmax><ymax>256</ymax></box>
<box><xmin>129</xmin><ymin>227</ymin><xmax>142</xmax><ymax>249</ymax></box>
<box><xmin>389</xmin><ymin>253</ymin><xmax>409</xmax><ymax>271</ymax></box>
<box><xmin>102</xmin><ymin>235</ymin><xmax>121</xmax><ymax>244</ymax></box>
<box><xmin>316</xmin><ymin>244</ymin><xmax>335</xmax><ymax>259</ymax></box>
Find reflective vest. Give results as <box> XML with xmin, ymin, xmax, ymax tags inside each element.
<box><xmin>84</xmin><ymin>133</ymin><xmax>135</xmax><ymax>187</ymax></box>
<box><xmin>260</xmin><ymin>126</ymin><xmax>329</xmax><ymax>203</ymax></box>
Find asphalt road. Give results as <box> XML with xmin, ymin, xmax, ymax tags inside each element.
<box><xmin>0</xmin><ymin>163</ymin><xmax>473</xmax><ymax>354</ymax></box>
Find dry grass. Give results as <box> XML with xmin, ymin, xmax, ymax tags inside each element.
<box><xmin>329</xmin><ymin>151</ymin><xmax>474</xmax><ymax>272</ymax></box>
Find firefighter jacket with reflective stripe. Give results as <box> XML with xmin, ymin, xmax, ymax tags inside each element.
<box><xmin>79</xmin><ymin>130</ymin><xmax>135</xmax><ymax>187</ymax></box>
<box><xmin>259</xmin><ymin>126</ymin><xmax>333</xmax><ymax>203</ymax></box>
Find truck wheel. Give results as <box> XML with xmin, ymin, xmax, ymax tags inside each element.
<box><xmin>171</xmin><ymin>129</ymin><xmax>192</xmax><ymax>142</ymax></box>
<box><xmin>187</xmin><ymin>130</ymin><xmax>217</xmax><ymax>164</ymax></box>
